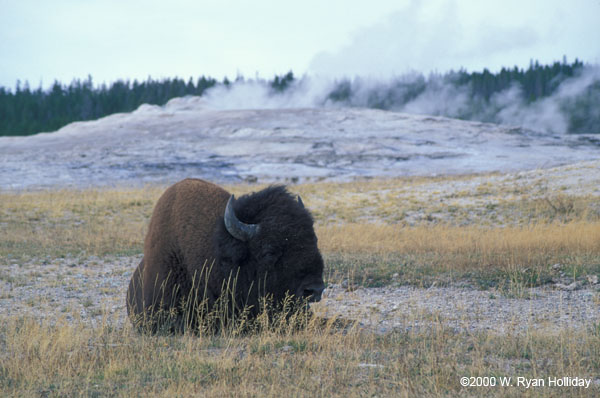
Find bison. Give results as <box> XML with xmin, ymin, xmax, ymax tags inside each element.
<box><xmin>126</xmin><ymin>178</ymin><xmax>325</xmax><ymax>333</ymax></box>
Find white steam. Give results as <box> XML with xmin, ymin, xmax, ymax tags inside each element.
<box><xmin>486</xmin><ymin>67</ymin><xmax>600</xmax><ymax>133</ymax></box>
<box><xmin>200</xmin><ymin>77</ymin><xmax>334</xmax><ymax>110</ymax></box>
<box><xmin>194</xmin><ymin>65</ymin><xmax>600</xmax><ymax>135</ymax></box>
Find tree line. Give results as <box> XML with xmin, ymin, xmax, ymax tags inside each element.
<box><xmin>1</xmin><ymin>60</ymin><xmax>598</xmax><ymax>135</ymax></box>
<box><xmin>328</xmin><ymin>58</ymin><xmax>587</xmax><ymax>105</ymax></box>
<box><xmin>326</xmin><ymin>58</ymin><xmax>599</xmax><ymax>134</ymax></box>
<box><xmin>0</xmin><ymin>75</ymin><xmax>220</xmax><ymax>135</ymax></box>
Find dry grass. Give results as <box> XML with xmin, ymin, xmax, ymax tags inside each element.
<box><xmin>2</xmin><ymin>177</ymin><xmax>599</xmax><ymax>257</ymax></box>
<box><xmin>319</xmin><ymin>222</ymin><xmax>600</xmax><ymax>257</ymax></box>
<box><xmin>2</xmin><ymin>180</ymin><xmax>598</xmax><ymax>290</ymax></box>
<box><xmin>1</xmin><ymin>176</ymin><xmax>600</xmax><ymax>396</ymax></box>
<box><xmin>1</xmin><ymin>310</ymin><xmax>599</xmax><ymax>397</ymax></box>
<box><xmin>0</xmin><ymin>186</ymin><xmax>162</xmax><ymax>258</ymax></box>
<box><xmin>319</xmin><ymin>222</ymin><xmax>600</xmax><ymax>290</ymax></box>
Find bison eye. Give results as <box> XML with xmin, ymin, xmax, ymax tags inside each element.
<box><xmin>265</xmin><ymin>252</ymin><xmax>280</xmax><ymax>263</ymax></box>
<box><xmin>260</xmin><ymin>249</ymin><xmax>281</xmax><ymax>266</ymax></box>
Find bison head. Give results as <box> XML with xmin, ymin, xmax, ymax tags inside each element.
<box><xmin>214</xmin><ymin>185</ymin><xmax>325</xmax><ymax>312</ymax></box>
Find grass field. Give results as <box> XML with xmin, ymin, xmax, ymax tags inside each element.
<box><xmin>2</xmin><ymin>314</ymin><xmax>598</xmax><ymax>397</ymax></box>
<box><xmin>1</xmin><ymin>174</ymin><xmax>600</xmax><ymax>397</ymax></box>
<box><xmin>2</xmin><ymin>178</ymin><xmax>599</xmax><ymax>290</ymax></box>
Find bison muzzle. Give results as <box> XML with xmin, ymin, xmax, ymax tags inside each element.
<box><xmin>126</xmin><ymin>178</ymin><xmax>325</xmax><ymax>333</ymax></box>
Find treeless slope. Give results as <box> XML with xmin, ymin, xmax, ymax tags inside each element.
<box><xmin>1</xmin><ymin>96</ymin><xmax>598</xmax><ymax>189</ymax></box>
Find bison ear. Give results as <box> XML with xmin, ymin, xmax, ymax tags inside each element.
<box><xmin>224</xmin><ymin>195</ymin><xmax>260</xmax><ymax>242</ymax></box>
<box><xmin>297</xmin><ymin>195</ymin><xmax>304</xmax><ymax>208</ymax></box>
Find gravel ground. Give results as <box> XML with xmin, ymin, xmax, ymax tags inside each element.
<box><xmin>315</xmin><ymin>284</ymin><xmax>600</xmax><ymax>335</ymax></box>
<box><xmin>1</xmin><ymin>255</ymin><xmax>598</xmax><ymax>335</ymax></box>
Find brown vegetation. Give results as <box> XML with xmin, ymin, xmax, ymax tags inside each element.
<box><xmin>1</xmin><ymin>175</ymin><xmax>599</xmax><ymax>396</ymax></box>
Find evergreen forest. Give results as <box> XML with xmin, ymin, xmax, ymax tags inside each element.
<box><xmin>1</xmin><ymin>60</ymin><xmax>599</xmax><ymax>136</ymax></box>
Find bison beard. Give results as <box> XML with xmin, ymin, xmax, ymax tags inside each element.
<box><xmin>126</xmin><ymin>179</ymin><xmax>325</xmax><ymax>333</ymax></box>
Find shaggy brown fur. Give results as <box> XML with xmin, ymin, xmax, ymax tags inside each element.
<box><xmin>126</xmin><ymin>179</ymin><xmax>230</xmax><ymax>331</ymax></box>
<box><xmin>126</xmin><ymin>178</ymin><xmax>325</xmax><ymax>333</ymax></box>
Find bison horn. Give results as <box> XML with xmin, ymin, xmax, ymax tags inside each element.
<box><xmin>297</xmin><ymin>195</ymin><xmax>304</xmax><ymax>208</ymax></box>
<box><xmin>224</xmin><ymin>195</ymin><xmax>260</xmax><ymax>241</ymax></box>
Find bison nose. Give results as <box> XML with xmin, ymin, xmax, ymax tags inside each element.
<box><xmin>301</xmin><ymin>283</ymin><xmax>325</xmax><ymax>303</ymax></box>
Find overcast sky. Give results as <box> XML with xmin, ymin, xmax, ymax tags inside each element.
<box><xmin>1</xmin><ymin>0</ymin><xmax>599</xmax><ymax>89</ymax></box>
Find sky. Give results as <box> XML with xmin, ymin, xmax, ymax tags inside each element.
<box><xmin>1</xmin><ymin>0</ymin><xmax>599</xmax><ymax>89</ymax></box>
